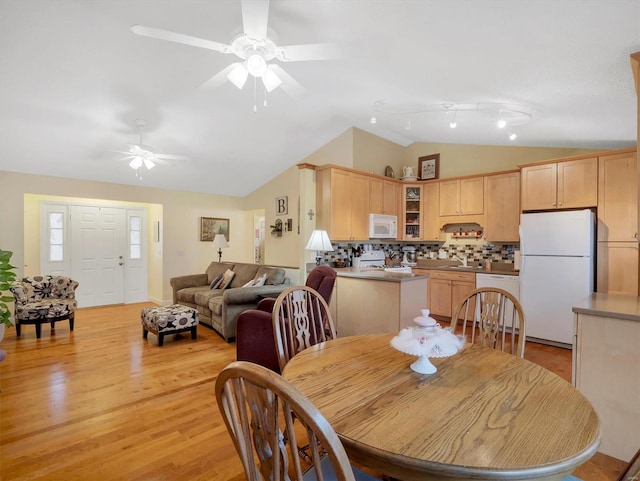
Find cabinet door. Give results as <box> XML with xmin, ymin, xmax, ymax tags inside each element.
<box><xmin>451</xmin><ymin>281</ymin><xmax>476</xmax><ymax>319</ymax></box>
<box><xmin>383</xmin><ymin>180</ymin><xmax>399</xmax><ymax>217</ymax></box>
<box><xmin>597</xmin><ymin>242</ymin><xmax>639</xmax><ymax>295</ymax></box>
<box><xmin>403</xmin><ymin>185</ymin><xmax>422</xmax><ymax>240</ymax></box>
<box><xmin>369</xmin><ymin>178</ymin><xmax>384</xmax><ymax>214</ymax></box>
<box><xmin>439</xmin><ymin>180</ymin><xmax>460</xmax><ymax>216</ymax></box>
<box><xmin>484</xmin><ymin>172</ymin><xmax>520</xmax><ymax>242</ymax></box>
<box><xmin>459</xmin><ymin>177</ymin><xmax>484</xmax><ymax>215</ymax></box>
<box><xmin>557</xmin><ymin>157</ymin><xmax>597</xmax><ymax>209</ymax></box>
<box><xmin>330</xmin><ymin>169</ymin><xmax>353</xmax><ymax>240</ymax></box>
<box><xmin>521</xmin><ymin>163</ymin><xmax>557</xmax><ymax>211</ymax></box>
<box><xmin>350</xmin><ymin>173</ymin><xmax>370</xmax><ymax>240</ymax></box>
<box><xmin>598</xmin><ymin>151</ymin><xmax>638</xmax><ymax>242</ymax></box>
<box><xmin>429</xmin><ymin>278</ymin><xmax>451</xmax><ymax>316</ymax></box>
<box><xmin>422</xmin><ymin>182</ymin><xmax>441</xmax><ymax>241</ymax></box>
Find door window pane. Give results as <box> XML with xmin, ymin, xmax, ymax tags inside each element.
<box><xmin>129</xmin><ymin>216</ymin><xmax>141</xmax><ymax>260</ymax></box>
<box><xmin>49</xmin><ymin>212</ymin><xmax>64</xmax><ymax>261</ymax></box>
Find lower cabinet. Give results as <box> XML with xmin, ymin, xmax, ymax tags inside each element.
<box><xmin>427</xmin><ymin>270</ymin><xmax>476</xmax><ymax>319</ymax></box>
<box><xmin>597</xmin><ymin>242</ymin><xmax>639</xmax><ymax>295</ymax></box>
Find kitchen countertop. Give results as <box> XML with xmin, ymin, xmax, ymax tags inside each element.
<box><xmin>412</xmin><ymin>260</ymin><xmax>519</xmax><ymax>276</ymax></box>
<box><xmin>334</xmin><ymin>267</ymin><xmax>428</xmax><ymax>283</ymax></box>
<box><xmin>572</xmin><ymin>292</ymin><xmax>640</xmax><ymax>322</ymax></box>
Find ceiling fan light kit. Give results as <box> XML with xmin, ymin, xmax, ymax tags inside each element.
<box><xmin>130</xmin><ymin>0</ymin><xmax>340</xmax><ymax>110</ymax></box>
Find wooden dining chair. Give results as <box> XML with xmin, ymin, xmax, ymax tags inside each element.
<box><xmin>561</xmin><ymin>446</ymin><xmax>640</xmax><ymax>481</ymax></box>
<box><xmin>215</xmin><ymin>361</ymin><xmax>379</xmax><ymax>481</ymax></box>
<box><xmin>272</xmin><ymin>286</ymin><xmax>337</xmax><ymax>372</ymax></box>
<box><xmin>450</xmin><ymin>287</ymin><xmax>526</xmax><ymax>358</ymax></box>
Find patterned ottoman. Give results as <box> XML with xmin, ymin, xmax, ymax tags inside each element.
<box><xmin>141</xmin><ymin>304</ymin><xmax>199</xmax><ymax>347</ymax></box>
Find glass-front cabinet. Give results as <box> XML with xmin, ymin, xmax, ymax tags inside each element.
<box><xmin>403</xmin><ymin>185</ymin><xmax>422</xmax><ymax>240</ymax></box>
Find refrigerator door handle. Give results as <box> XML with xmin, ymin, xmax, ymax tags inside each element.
<box><xmin>518</xmin><ymin>225</ymin><xmax>526</xmax><ymax>276</ymax></box>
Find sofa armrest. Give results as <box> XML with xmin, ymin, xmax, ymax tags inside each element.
<box><xmin>223</xmin><ymin>284</ymin><xmax>289</xmax><ymax>306</ymax></box>
<box><xmin>170</xmin><ymin>274</ymin><xmax>208</xmax><ymax>304</ymax></box>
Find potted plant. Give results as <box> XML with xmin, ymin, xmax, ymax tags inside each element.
<box><xmin>0</xmin><ymin>249</ymin><xmax>17</xmax><ymax>341</ymax></box>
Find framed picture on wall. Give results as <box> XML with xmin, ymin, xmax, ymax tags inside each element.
<box><xmin>419</xmin><ymin>153</ymin><xmax>440</xmax><ymax>180</ymax></box>
<box><xmin>200</xmin><ymin>217</ymin><xmax>230</xmax><ymax>242</ymax></box>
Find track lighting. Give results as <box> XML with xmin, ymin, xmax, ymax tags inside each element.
<box><xmin>449</xmin><ymin>110</ymin><xmax>458</xmax><ymax>129</ymax></box>
<box><xmin>370</xmin><ymin>116</ymin><xmax>377</xmax><ymax>124</ymax></box>
<box><xmin>497</xmin><ymin>119</ymin><xmax>507</xmax><ymax>129</ymax></box>
<box><xmin>509</xmin><ymin>132</ymin><xmax>517</xmax><ymax>141</ymax></box>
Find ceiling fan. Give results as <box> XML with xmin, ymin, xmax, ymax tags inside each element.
<box><xmin>117</xmin><ymin>119</ymin><xmax>186</xmax><ymax>171</ymax></box>
<box><xmin>130</xmin><ymin>0</ymin><xmax>340</xmax><ymax>105</ymax></box>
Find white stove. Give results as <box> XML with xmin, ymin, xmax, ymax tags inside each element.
<box><xmin>358</xmin><ymin>250</ymin><xmax>386</xmax><ymax>268</ymax></box>
<box><xmin>357</xmin><ymin>250</ymin><xmax>413</xmax><ymax>273</ymax></box>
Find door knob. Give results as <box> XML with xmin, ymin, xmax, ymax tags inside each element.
<box><xmin>119</xmin><ymin>262</ymin><xmax>124</xmax><ymax>266</ymax></box>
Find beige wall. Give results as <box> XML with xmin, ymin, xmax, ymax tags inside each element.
<box><xmin>401</xmin><ymin>142</ymin><xmax>599</xmax><ymax>179</ymax></box>
<box><xmin>0</xmin><ymin>171</ymin><xmax>251</xmax><ymax>304</ymax></box>
<box><xmin>243</xmin><ymin>165</ymin><xmax>300</xmax><ymax>268</ymax></box>
<box><xmin>301</xmin><ymin>128</ymin><xmax>354</xmax><ymax>168</ymax></box>
<box><xmin>353</xmin><ymin>128</ymin><xmax>406</xmax><ymax>176</ymax></box>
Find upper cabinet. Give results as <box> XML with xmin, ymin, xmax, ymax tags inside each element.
<box><xmin>370</xmin><ymin>178</ymin><xmax>398</xmax><ymax>217</ymax></box>
<box><xmin>521</xmin><ymin>157</ymin><xmax>597</xmax><ymax>211</ymax></box>
<box><xmin>597</xmin><ymin>150</ymin><xmax>638</xmax><ymax>242</ymax></box>
<box><xmin>422</xmin><ymin>182</ymin><xmax>442</xmax><ymax>241</ymax></box>
<box><xmin>484</xmin><ymin>171</ymin><xmax>520</xmax><ymax>242</ymax></box>
<box><xmin>316</xmin><ymin>166</ymin><xmax>370</xmax><ymax>241</ymax></box>
<box><xmin>402</xmin><ymin>184</ymin><xmax>422</xmax><ymax>240</ymax></box>
<box><xmin>439</xmin><ymin>177</ymin><xmax>484</xmax><ymax>217</ymax></box>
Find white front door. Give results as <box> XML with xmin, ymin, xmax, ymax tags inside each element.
<box><xmin>70</xmin><ymin>205</ymin><xmax>126</xmax><ymax>307</ymax></box>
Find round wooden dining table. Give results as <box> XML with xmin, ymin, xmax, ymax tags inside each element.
<box><xmin>282</xmin><ymin>334</ymin><xmax>601</xmax><ymax>481</ymax></box>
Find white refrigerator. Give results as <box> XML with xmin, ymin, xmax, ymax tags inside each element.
<box><xmin>519</xmin><ymin>209</ymin><xmax>594</xmax><ymax>346</ymax></box>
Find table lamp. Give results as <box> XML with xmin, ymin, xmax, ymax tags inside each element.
<box><xmin>212</xmin><ymin>233</ymin><xmax>229</xmax><ymax>262</ymax></box>
<box><xmin>305</xmin><ymin>229</ymin><xmax>334</xmax><ymax>265</ymax></box>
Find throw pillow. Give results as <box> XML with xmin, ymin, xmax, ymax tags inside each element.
<box><xmin>209</xmin><ymin>273</ymin><xmax>224</xmax><ymax>289</ymax></box>
<box><xmin>253</xmin><ymin>273</ymin><xmax>268</xmax><ymax>287</ymax></box>
<box><xmin>217</xmin><ymin>269</ymin><xmax>235</xmax><ymax>290</ymax></box>
<box><xmin>241</xmin><ymin>279</ymin><xmax>256</xmax><ymax>288</ymax></box>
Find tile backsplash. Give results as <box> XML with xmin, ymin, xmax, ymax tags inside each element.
<box><xmin>323</xmin><ymin>241</ymin><xmax>519</xmax><ymax>266</ymax></box>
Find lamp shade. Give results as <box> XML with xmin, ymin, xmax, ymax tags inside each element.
<box><xmin>212</xmin><ymin>234</ymin><xmax>229</xmax><ymax>249</ymax></box>
<box><xmin>305</xmin><ymin>230</ymin><xmax>334</xmax><ymax>252</ymax></box>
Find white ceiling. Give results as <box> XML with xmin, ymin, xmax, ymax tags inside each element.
<box><xmin>1</xmin><ymin>0</ymin><xmax>639</xmax><ymax>197</ymax></box>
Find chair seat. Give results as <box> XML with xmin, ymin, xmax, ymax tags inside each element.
<box><xmin>303</xmin><ymin>456</ymin><xmax>379</xmax><ymax>481</ymax></box>
<box><xmin>14</xmin><ymin>299</ymin><xmax>77</xmax><ymax>321</ymax></box>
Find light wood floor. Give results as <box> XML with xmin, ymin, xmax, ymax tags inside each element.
<box><xmin>0</xmin><ymin>303</ymin><xmax>628</xmax><ymax>480</ymax></box>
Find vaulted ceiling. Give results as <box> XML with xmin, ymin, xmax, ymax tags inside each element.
<box><xmin>1</xmin><ymin>0</ymin><xmax>638</xmax><ymax>197</ymax></box>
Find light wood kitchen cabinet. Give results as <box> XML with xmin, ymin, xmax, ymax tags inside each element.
<box><xmin>422</xmin><ymin>182</ymin><xmax>442</xmax><ymax>241</ymax></box>
<box><xmin>597</xmin><ymin>242</ymin><xmax>639</xmax><ymax>295</ymax></box>
<box><xmin>370</xmin><ymin>177</ymin><xmax>398</xmax><ymax>217</ymax></box>
<box><xmin>484</xmin><ymin>171</ymin><xmax>520</xmax><ymax>242</ymax></box>
<box><xmin>402</xmin><ymin>184</ymin><xmax>422</xmax><ymax>240</ymax></box>
<box><xmin>520</xmin><ymin>157</ymin><xmax>597</xmax><ymax>211</ymax></box>
<box><xmin>316</xmin><ymin>166</ymin><xmax>370</xmax><ymax>240</ymax></box>
<box><xmin>439</xmin><ymin>177</ymin><xmax>484</xmax><ymax>216</ymax></box>
<box><xmin>596</xmin><ymin>149</ymin><xmax>638</xmax><ymax>295</ymax></box>
<box><xmin>597</xmin><ymin>149</ymin><xmax>637</xmax><ymax>242</ymax></box>
<box><xmin>428</xmin><ymin>270</ymin><xmax>476</xmax><ymax>319</ymax></box>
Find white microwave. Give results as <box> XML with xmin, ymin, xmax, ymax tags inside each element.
<box><xmin>369</xmin><ymin>213</ymin><xmax>397</xmax><ymax>239</ymax></box>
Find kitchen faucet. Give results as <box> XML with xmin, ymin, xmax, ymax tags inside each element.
<box><xmin>452</xmin><ymin>255</ymin><xmax>468</xmax><ymax>267</ymax></box>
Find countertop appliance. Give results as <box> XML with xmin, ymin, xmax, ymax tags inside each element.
<box><xmin>519</xmin><ymin>209</ymin><xmax>594</xmax><ymax>347</ymax></box>
<box><xmin>369</xmin><ymin>213</ymin><xmax>397</xmax><ymax>239</ymax></box>
<box><xmin>476</xmin><ymin>273</ymin><xmax>521</xmax><ymax>329</ymax></box>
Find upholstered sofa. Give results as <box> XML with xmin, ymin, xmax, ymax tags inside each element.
<box><xmin>170</xmin><ymin>262</ymin><xmax>290</xmax><ymax>342</ymax></box>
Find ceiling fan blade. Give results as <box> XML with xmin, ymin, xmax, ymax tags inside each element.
<box><xmin>130</xmin><ymin>25</ymin><xmax>232</xmax><ymax>53</ymax></box>
<box><xmin>241</xmin><ymin>0</ymin><xmax>269</xmax><ymax>39</ymax></box>
<box><xmin>156</xmin><ymin>154</ymin><xmax>189</xmax><ymax>160</ymax></box>
<box><xmin>198</xmin><ymin>63</ymin><xmax>240</xmax><ymax>89</ymax></box>
<box><xmin>268</xmin><ymin>64</ymin><xmax>306</xmax><ymax>100</ymax></box>
<box><xmin>276</xmin><ymin>43</ymin><xmax>342</xmax><ymax>62</ymax></box>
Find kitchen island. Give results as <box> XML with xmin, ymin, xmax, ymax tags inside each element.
<box><xmin>333</xmin><ymin>267</ymin><xmax>428</xmax><ymax>336</ymax></box>
<box><xmin>572</xmin><ymin>293</ymin><xmax>640</xmax><ymax>462</ymax></box>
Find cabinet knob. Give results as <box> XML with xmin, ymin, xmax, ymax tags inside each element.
<box><xmin>635</xmin><ymin>233</ymin><xmax>638</xmax><ymax>239</ymax></box>
<box><xmin>558</xmin><ymin>202</ymin><xmax>563</xmax><ymax>206</ymax></box>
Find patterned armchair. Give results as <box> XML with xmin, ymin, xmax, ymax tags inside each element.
<box><xmin>9</xmin><ymin>275</ymin><xmax>79</xmax><ymax>339</ymax></box>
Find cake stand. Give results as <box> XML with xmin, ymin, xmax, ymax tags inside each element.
<box><xmin>390</xmin><ymin>309</ymin><xmax>465</xmax><ymax>374</ymax></box>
